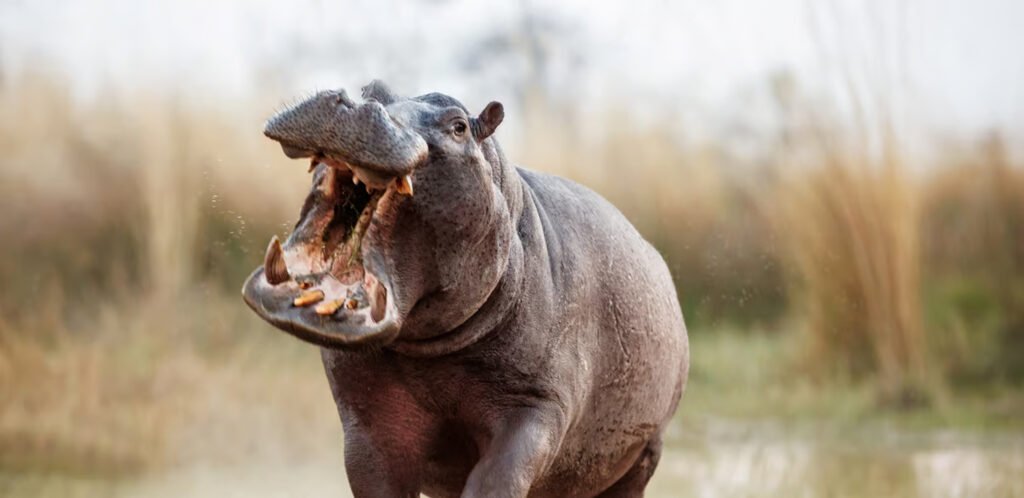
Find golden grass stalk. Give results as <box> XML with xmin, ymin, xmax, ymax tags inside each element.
<box><xmin>779</xmin><ymin>143</ymin><xmax>928</xmax><ymax>402</ymax></box>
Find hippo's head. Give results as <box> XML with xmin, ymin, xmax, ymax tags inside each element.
<box><xmin>242</xmin><ymin>81</ymin><xmax>514</xmax><ymax>349</ymax></box>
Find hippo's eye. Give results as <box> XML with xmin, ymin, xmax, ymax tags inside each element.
<box><xmin>452</xmin><ymin>120</ymin><xmax>468</xmax><ymax>137</ymax></box>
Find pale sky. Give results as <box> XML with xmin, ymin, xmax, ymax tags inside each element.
<box><xmin>1</xmin><ymin>0</ymin><xmax>1021</xmax><ymax>143</ymax></box>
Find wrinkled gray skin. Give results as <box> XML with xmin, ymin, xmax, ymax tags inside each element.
<box><xmin>242</xmin><ymin>80</ymin><xmax>688</xmax><ymax>498</ymax></box>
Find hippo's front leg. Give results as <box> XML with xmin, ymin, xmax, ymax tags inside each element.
<box><xmin>461</xmin><ymin>406</ymin><xmax>566</xmax><ymax>498</ymax></box>
<box><xmin>342</xmin><ymin>426</ymin><xmax>422</xmax><ymax>498</ymax></box>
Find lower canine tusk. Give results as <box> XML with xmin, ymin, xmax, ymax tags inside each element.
<box><xmin>264</xmin><ymin>235</ymin><xmax>290</xmax><ymax>285</ymax></box>
<box><xmin>396</xmin><ymin>175</ymin><xmax>414</xmax><ymax>196</ymax></box>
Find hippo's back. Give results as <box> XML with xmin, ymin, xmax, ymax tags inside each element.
<box><xmin>519</xmin><ymin>168</ymin><xmax>688</xmax><ymax>495</ymax></box>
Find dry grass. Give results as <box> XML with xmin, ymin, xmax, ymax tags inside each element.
<box><xmin>0</xmin><ymin>71</ymin><xmax>337</xmax><ymax>473</ymax></box>
<box><xmin>778</xmin><ymin>148</ymin><xmax>928</xmax><ymax>403</ymax></box>
<box><xmin>0</xmin><ymin>290</ymin><xmax>340</xmax><ymax>474</ymax></box>
<box><xmin>1</xmin><ymin>68</ymin><xmax>1023</xmax><ymax>476</ymax></box>
<box><xmin>920</xmin><ymin>134</ymin><xmax>1024</xmax><ymax>384</ymax></box>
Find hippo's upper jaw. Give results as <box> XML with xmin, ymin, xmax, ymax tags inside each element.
<box><xmin>262</xmin><ymin>86</ymin><xmax>426</xmax><ymax>186</ymax></box>
<box><xmin>242</xmin><ymin>158</ymin><xmax>409</xmax><ymax>348</ymax></box>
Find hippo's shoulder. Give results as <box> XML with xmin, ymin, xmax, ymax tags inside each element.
<box><xmin>516</xmin><ymin>167</ymin><xmax>653</xmax><ymax>258</ymax></box>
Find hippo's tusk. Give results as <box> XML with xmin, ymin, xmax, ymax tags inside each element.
<box><xmin>264</xmin><ymin>236</ymin><xmax>291</xmax><ymax>285</ymax></box>
<box><xmin>294</xmin><ymin>289</ymin><xmax>325</xmax><ymax>307</ymax></box>
<box><xmin>396</xmin><ymin>175</ymin><xmax>414</xmax><ymax>196</ymax></box>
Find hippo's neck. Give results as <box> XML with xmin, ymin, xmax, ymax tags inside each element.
<box><xmin>386</xmin><ymin>139</ymin><xmax>529</xmax><ymax>357</ymax></box>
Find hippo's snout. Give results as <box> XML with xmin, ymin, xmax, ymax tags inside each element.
<box><xmin>263</xmin><ymin>89</ymin><xmax>427</xmax><ymax>179</ymax></box>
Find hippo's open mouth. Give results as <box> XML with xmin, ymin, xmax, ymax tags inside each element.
<box><xmin>241</xmin><ymin>155</ymin><xmax>413</xmax><ymax>348</ymax></box>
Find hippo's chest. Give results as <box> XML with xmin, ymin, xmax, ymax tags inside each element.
<box><xmin>322</xmin><ymin>351</ymin><xmax>499</xmax><ymax>491</ymax></box>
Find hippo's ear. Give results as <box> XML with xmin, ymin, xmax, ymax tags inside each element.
<box><xmin>472</xmin><ymin>101</ymin><xmax>504</xmax><ymax>141</ymax></box>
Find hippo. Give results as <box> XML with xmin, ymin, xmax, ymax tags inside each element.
<box><xmin>242</xmin><ymin>80</ymin><xmax>689</xmax><ymax>498</ymax></box>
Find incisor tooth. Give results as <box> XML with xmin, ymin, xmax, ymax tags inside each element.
<box><xmin>315</xmin><ymin>299</ymin><xmax>344</xmax><ymax>315</ymax></box>
<box><xmin>396</xmin><ymin>175</ymin><xmax>414</xmax><ymax>196</ymax></box>
<box><xmin>293</xmin><ymin>289</ymin><xmax>324</xmax><ymax>307</ymax></box>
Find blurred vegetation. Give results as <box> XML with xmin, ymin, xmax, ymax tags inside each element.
<box><xmin>1</xmin><ymin>65</ymin><xmax>1022</xmax><ymax>486</ymax></box>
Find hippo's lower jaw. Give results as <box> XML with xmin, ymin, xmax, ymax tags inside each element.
<box><xmin>241</xmin><ymin>158</ymin><xmax>408</xmax><ymax>348</ymax></box>
<box><xmin>241</xmin><ymin>266</ymin><xmax>401</xmax><ymax>348</ymax></box>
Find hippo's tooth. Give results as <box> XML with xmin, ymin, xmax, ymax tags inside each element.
<box><xmin>293</xmin><ymin>289</ymin><xmax>325</xmax><ymax>307</ymax></box>
<box><xmin>321</xmin><ymin>166</ymin><xmax>338</xmax><ymax>198</ymax></box>
<box><xmin>369</xmin><ymin>280</ymin><xmax>387</xmax><ymax>322</ymax></box>
<box><xmin>263</xmin><ymin>235</ymin><xmax>290</xmax><ymax>285</ymax></box>
<box><xmin>353</xmin><ymin>175</ymin><xmax>360</xmax><ymax>185</ymax></box>
<box><xmin>314</xmin><ymin>298</ymin><xmax>344</xmax><ymax>316</ymax></box>
<box><xmin>308</xmin><ymin>158</ymin><xmax>318</xmax><ymax>173</ymax></box>
<box><xmin>396</xmin><ymin>175</ymin><xmax>414</xmax><ymax>196</ymax></box>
